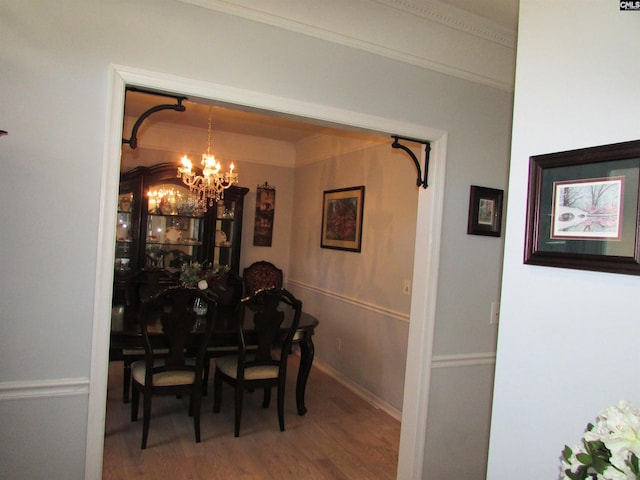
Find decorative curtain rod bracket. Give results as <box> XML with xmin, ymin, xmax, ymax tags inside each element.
<box><xmin>122</xmin><ymin>88</ymin><xmax>187</xmax><ymax>149</ymax></box>
<box><xmin>391</xmin><ymin>135</ymin><xmax>431</xmax><ymax>189</ymax></box>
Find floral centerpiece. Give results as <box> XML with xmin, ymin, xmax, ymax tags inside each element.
<box><xmin>179</xmin><ymin>262</ymin><xmax>230</xmax><ymax>297</ymax></box>
<box><xmin>561</xmin><ymin>400</ymin><xmax>640</xmax><ymax>480</ymax></box>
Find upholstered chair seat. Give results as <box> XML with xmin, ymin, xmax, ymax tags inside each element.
<box><xmin>215</xmin><ymin>354</ymin><xmax>280</xmax><ymax>381</ymax></box>
<box><xmin>130</xmin><ymin>285</ymin><xmax>217</xmax><ymax>449</ymax></box>
<box><xmin>131</xmin><ymin>358</ymin><xmax>201</xmax><ymax>387</ymax></box>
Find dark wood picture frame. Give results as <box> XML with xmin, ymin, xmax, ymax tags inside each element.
<box><xmin>321</xmin><ymin>186</ymin><xmax>365</xmax><ymax>252</ymax></box>
<box><xmin>253</xmin><ymin>182</ymin><xmax>276</xmax><ymax>247</ymax></box>
<box><xmin>524</xmin><ymin>139</ymin><xmax>640</xmax><ymax>275</ymax></box>
<box><xmin>467</xmin><ymin>185</ymin><xmax>504</xmax><ymax>237</ymax></box>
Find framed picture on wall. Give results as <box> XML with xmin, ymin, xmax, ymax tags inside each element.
<box><xmin>467</xmin><ymin>185</ymin><xmax>504</xmax><ymax>237</ymax></box>
<box><xmin>253</xmin><ymin>182</ymin><xmax>276</xmax><ymax>247</ymax></box>
<box><xmin>321</xmin><ymin>186</ymin><xmax>365</xmax><ymax>252</ymax></box>
<box><xmin>524</xmin><ymin>139</ymin><xmax>640</xmax><ymax>275</ymax></box>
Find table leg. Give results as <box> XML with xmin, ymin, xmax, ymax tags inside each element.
<box><xmin>296</xmin><ymin>332</ymin><xmax>315</xmax><ymax>415</ymax></box>
<box><xmin>123</xmin><ymin>359</ymin><xmax>132</xmax><ymax>404</ymax></box>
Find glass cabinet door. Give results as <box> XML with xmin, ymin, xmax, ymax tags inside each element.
<box><xmin>144</xmin><ymin>184</ymin><xmax>204</xmax><ymax>273</ymax></box>
<box><xmin>115</xmin><ymin>192</ymin><xmax>134</xmax><ymax>273</ymax></box>
<box><xmin>212</xmin><ymin>198</ymin><xmax>237</xmax><ymax>268</ymax></box>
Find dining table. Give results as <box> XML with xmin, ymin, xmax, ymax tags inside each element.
<box><xmin>109</xmin><ymin>302</ymin><xmax>319</xmax><ymax>415</ymax></box>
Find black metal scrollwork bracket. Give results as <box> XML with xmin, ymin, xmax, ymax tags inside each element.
<box><xmin>122</xmin><ymin>88</ymin><xmax>187</xmax><ymax>149</ymax></box>
<box><xmin>391</xmin><ymin>135</ymin><xmax>431</xmax><ymax>189</ymax></box>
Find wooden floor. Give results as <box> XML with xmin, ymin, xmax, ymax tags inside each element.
<box><xmin>102</xmin><ymin>357</ymin><xmax>400</xmax><ymax>479</ymax></box>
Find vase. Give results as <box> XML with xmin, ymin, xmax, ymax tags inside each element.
<box><xmin>193</xmin><ymin>297</ymin><xmax>208</xmax><ymax>316</ymax></box>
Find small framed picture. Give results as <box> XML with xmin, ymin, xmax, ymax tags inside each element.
<box><xmin>524</xmin><ymin>139</ymin><xmax>640</xmax><ymax>275</ymax></box>
<box><xmin>467</xmin><ymin>185</ymin><xmax>504</xmax><ymax>237</ymax></box>
<box><xmin>321</xmin><ymin>186</ymin><xmax>365</xmax><ymax>252</ymax></box>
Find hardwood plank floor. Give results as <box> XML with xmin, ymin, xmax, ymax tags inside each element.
<box><xmin>103</xmin><ymin>357</ymin><xmax>400</xmax><ymax>479</ymax></box>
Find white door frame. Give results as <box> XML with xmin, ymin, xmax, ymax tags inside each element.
<box><xmin>85</xmin><ymin>64</ymin><xmax>447</xmax><ymax>479</ymax></box>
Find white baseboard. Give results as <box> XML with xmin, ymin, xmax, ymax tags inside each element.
<box><xmin>307</xmin><ymin>355</ymin><xmax>403</xmax><ymax>422</ymax></box>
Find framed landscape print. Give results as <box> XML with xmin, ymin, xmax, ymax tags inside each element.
<box><xmin>467</xmin><ymin>185</ymin><xmax>504</xmax><ymax>237</ymax></box>
<box><xmin>524</xmin><ymin>139</ymin><xmax>640</xmax><ymax>275</ymax></box>
<box><xmin>321</xmin><ymin>186</ymin><xmax>365</xmax><ymax>252</ymax></box>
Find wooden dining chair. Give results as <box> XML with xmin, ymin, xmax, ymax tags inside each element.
<box><xmin>120</xmin><ymin>267</ymin><xmax>179</xmax><ymax>403</ymax></box>
<box><xmin>213</xmin><ymin>288</ymin><xmax>302</xmax><ymax>437</ymax></box>
<box><xmin>130</xmin><ymin>285</ymin><xmax>217</xmax><ymax>449</ymax></box>
<box><xmin>242</xmin><ymin>261</ymin><xmax>283</xmax><ymax>297</ymax></box>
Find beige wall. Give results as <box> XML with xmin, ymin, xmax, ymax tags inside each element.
<box><xmin>289</xmin><ymin>139</ymin><xmax>419</xmax><ymax>411</ymax></box>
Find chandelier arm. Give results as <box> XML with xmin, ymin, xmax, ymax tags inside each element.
<box><xmin>391</xmin><ymin>135</ymin><xmax>431</xmax><ymax>189</ymax></box>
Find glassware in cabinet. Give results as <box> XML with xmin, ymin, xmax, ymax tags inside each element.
<box><xmin>144</xmin><ymin>182</ymin><xmax>205</xmax><ymax>272</ymax></box>
<box><xmin>212</xmin><ymin>197</ymin><xmax>238</xmax><ymax>269</ymax></box>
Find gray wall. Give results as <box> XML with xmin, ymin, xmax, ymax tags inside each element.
<box><xmin>0</xmin><ymin>1</ymin><xmax>511</xmax><ymax>478</ymax></box>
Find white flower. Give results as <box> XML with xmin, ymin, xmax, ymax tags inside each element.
<box><xmin>197</xmin><ymin>279</ymin><xmax>208</xmax><ymax>290</ymax></box>
<box><xmin>561</xmin><ymin>401</ymin><xmax>640</xmax><ymax>480</ymax></box>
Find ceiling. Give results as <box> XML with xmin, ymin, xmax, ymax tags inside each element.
<box><xmin>124</xmin><ymin>90</ymin><xmax>340</xmax><ymax>145</ymax></box>
<box><xmin>124</xmin><ymin>1</ymin><xmax>519</xmax><ymax>146</ymax></box>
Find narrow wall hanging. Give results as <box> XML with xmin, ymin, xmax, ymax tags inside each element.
<box><xmin>253</xmin><ymin>182</ymin><xmax>276</xmax><ymax>246</ymax></box>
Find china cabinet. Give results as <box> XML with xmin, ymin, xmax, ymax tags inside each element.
<box><xmin>114</xmin><ymin>163</ymin><xmax>248</xmax><ymax>295</ymax></box>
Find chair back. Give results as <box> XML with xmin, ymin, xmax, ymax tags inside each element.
<box><xmin>124</xmin><ymin>267</ymin><xmax>178</xmax><ymax>308</ymax></box>
<box><xmin>139</xmin><ymin>286</ymin><xmax>217</xmax><ymax>384</ymax></box>
<box><xmin>242</xmin><ymin>261</ymin><xmax>283</xmax><ymax>297</ymax></box>
<box><xmin>238</xmin><ymin>288</ymin><xmax>301</xmax><ymax>373</ymax></box>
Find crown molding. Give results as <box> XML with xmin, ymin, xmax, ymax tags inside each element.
<box><xmin>374</xmin><ymin>0</ymin><xmax>515</xmax><ymax>48</ymax></box>
<box><xmin>177</xmin><ymin>0</ymin><xmax>515</xmax><ymax>91</ymax></box>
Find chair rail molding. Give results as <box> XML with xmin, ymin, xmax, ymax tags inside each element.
<box><xmin>287</xmin><ymin>278</ymin><xmax>410</xmax><ymax>323</ymax></box>
<box><xmin>431</xmin><ymin>352</ymin><xmax>496</xmax><ymax>369</ymax></box>
<box><xmin>0</xmin><ymin>377</ymin><xmax>89</xmax><ymax>401</ymax></box>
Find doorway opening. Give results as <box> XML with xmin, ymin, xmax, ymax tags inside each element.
<box><xmin>86</xmin><ymin>65</ymin><xmax>446</xmax><ymax>479</ymax></box>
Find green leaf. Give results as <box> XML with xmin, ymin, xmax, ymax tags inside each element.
<box><xmin>590</xmin><ymin>455</ymin><xmax>608</xmax><ymax>474</ymax></box>
<box><xmin>563</xmin><ymin>445</ymin><xmax>573</xmax><ymax>462</ymax></box>
<box><xmin>626</xmin><ymin>452</ymin><xmax>640</xmax><ymax>478</ymax></box>
<box><xmin>565</xmin><ymin>466</ymin><xmax>588</xmax><ymax>480</ymax></box>
<box><xmin>576</xmin><ymin>453</ymin><xmax>592</xmax><ymax>465</ymax></box>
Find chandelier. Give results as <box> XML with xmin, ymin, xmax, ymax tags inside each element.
<box><xmin>177</xmin><ymin>107</ymin><xmax>238</xmax><ymax>210</ymax></box>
